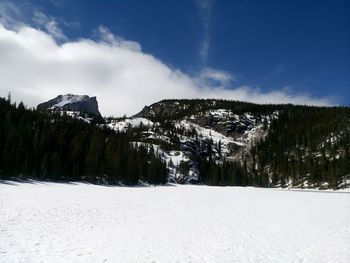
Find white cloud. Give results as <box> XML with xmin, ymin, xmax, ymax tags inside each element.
<box><xmin>197</xmin><ymin>67</ymin><xmax>234</xmax><ymax>86</ymax></box>
<box><xmin>0</xmin><ymin>23</ymin><xmax>333</xmax><ymax>117</ymax></box>
<box><xmin>97</xmin><ymin>25</ymin><xmax>141</xmax><ymax>51</ymax></box>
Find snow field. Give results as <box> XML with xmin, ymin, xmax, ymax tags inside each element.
<box><xmin>108</xmin><ymin>118</ymin><xmax>154</xmax><ymax>132</ymax></box>
<box><xmin>0</xmin><ymin>182</ymin><xmax>349</xmax><ymax>263</ymax></box>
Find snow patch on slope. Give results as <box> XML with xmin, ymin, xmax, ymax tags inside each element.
<box><xmin>108</xmin><ymin>118</ymin><xmax>154</xmax><ymax>132</ymax></box>
<box><xmin>51</xmin><ymin>94</ymin><xmax>88</xmax><ymax>108</ymax></box>
<box><xmin>175</xmin><ymin>120</ymin><xmax>245</xmax><ymax>155</ymax></box>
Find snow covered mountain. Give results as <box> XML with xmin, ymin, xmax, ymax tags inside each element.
<box><xmin>37</xmin><ymin>94</ymin><xmax>101</xmax><ymax>116</ymax></box>
<box><xmin>35</xmin><ymin>96</ymin><xmax>350</xmax><ymax>189</ymax></box>
<box><xmin>105</xmin><ymin>100</ymin><xmax>275</xmax><ymax>183</ymax></box>
<box><xmin>106</xmin><ymin>99</ymin><xmax>350</xmax><ymax>188</ymax></box>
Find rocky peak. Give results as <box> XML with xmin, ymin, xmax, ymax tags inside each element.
<box><xmin>37</xmin><ymin>94</ymin><xmax>101</xmax><ymax>116</ymax></box>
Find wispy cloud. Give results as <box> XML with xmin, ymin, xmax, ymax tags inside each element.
<box><xmin>195</xmin><ymin>0</ymin><xmax>213</xmax><ymax>64</ymax></box>
<box><xmin>0</xmin><ymin>0</ymin><xmax>23</xmax><ymax>28</ymax></box>
<box><xmin>197</xmin><ymin>67</ymin><xmax>234</xmax><ymax>87</ymax></box>
<box><xmin>33</xmin><ymin>11</ymin><xmax>67</xmax><ymax>41</ymax></box>
<box><xmin>47</xmin><ymin>0</ymin><xmax>66</xmax><ymax>9</ymax></box>
<box><xmin>97</xmin><ymin>25</ymin><xmax>141</xmax><ymax>51</ymax></box>
<box><xmin>0</xmin><ymin>0</ymin><xmax>78</xmax><ymax>41</ymax></box>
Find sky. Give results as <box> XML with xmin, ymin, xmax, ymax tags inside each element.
<box><xmin>0</xmin><ymin>0</ymin><xmax>349</xmax><ymax>116</ymax></box>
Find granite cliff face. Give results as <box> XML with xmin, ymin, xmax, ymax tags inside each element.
<box><xmin>111</xmin><ymin>99</ymin><xmax>275</xmax><ymax>183</ymax></box>
<box><xmin>37</xmin><ymin>94</ymin><xmax>101</xmax><ymax>116</ymax></box>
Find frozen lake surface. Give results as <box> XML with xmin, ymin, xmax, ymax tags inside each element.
<box><xmin>0</xmin><ymin>182</ymin><xmax>349</xmax><ymax>262</ymax></box>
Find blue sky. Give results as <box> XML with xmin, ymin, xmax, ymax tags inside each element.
<box><xmin>0</xmin><ymin>0</ymin><xmax>349</xmax><ymax>115</ymax></box>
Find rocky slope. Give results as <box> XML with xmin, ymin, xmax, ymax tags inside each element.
<box><xmin>107</xmin><ymin>99</ymin><xmax>350</xmax><ymax>189</ymax></box>
<box><xmin>37</xmin><ymin>94</ymin><xmax>101</xmax><ymax>116</ymax></box>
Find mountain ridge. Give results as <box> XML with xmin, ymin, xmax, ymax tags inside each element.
<box><xmin>2</xmin><ymin>95</ymin><xmax>349</xmax><ymax>189</ymax></box>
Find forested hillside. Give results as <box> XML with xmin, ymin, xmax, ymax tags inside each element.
<box><xmin>0</xmin><ymin>97</ymin><xmax>167</xmax><ymax>185</ymax></box>
<box><xmin>252</xmin><ymin>107</ymin><xmax>350</xmax><ymax>189</ymax></box>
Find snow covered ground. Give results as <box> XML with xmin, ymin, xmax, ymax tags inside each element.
<box><xmin>0</xmin><ymin>182</ymin><xmax>349</xmax><ymax>263</ymax></box>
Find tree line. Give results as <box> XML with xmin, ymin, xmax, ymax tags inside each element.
<box><xmin>0</xmin><ymin>96</ymin><xmax>167</xmax><ymax>185</ymax></box>
<box><xmin>1</xmin><ymin>95</ymin><xmax>349</xmax><ymax>189</ymax></box>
